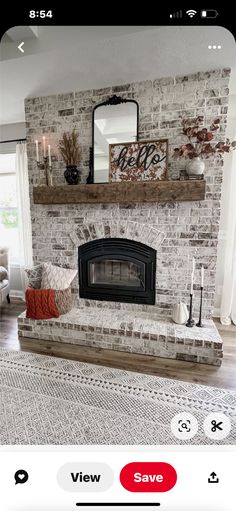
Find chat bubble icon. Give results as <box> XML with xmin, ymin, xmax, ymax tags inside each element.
<box><xmin>14</xmin><ymin>470</ymin><xmax>29</xmax><ymax>485</ymax></box>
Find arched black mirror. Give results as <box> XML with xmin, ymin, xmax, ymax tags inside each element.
<box><xmin>87</xmin><ymin>95</ymin><xmax>139</xmax><ymax>183</ymax></box>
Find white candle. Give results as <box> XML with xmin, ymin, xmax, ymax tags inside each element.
<box><xmin>48</xmin><ymin>145</ymin><xmax>51</xmax><ymax>166</ymax></box>
<box><xmin>35</xmin><ymin>140</ymin><xmax>39</xmax><ymax>161</ymax></box>
<box><xmin>201</xmin><ymin>265</ymin><xmax>204</xmax><ymax>288</ymax></box>
<box><xmin>190</xmin><ymin>272</ymin><xmax>194</xmax><ymax>295</ymax></box>
<box><xmin>42</xmin><ymin>136</ymin><xmax>46</xmax><ymax>157</ymax></box>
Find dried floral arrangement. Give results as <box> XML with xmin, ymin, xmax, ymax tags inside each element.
<box><xmin>58</xmin><ymin>129</ymin><xmax>81</xmax><ymax>166</ymax></box>
<box><xmin>173</xmin><ymin>116</ymin><xmax>236</xmax><ymax>159</ymax></box>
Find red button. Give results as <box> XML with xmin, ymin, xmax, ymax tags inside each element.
<box><xmin>120</xmin><ymin>462</ymin><xmax>177</xmax><ymax>492</ymax></box>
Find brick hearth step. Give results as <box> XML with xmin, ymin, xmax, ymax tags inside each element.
<box><xmin>18</xmin><ymin>308</ymin><xmax>223</xmax><ymax>366</ymax></box>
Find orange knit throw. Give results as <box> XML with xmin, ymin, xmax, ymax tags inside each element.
<box><xmin>26</xmin><ymin>288</ymin><xmax>60</xmax><ymax>319</ymax></box>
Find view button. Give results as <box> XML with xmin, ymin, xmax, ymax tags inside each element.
<box><xmin>57</xmin><ymin>463</ymin><xmax>114</xmax><ymax>492</ymax></box>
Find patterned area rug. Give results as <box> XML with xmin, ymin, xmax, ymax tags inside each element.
<box><xmin>0</xmin><ymin>348</ymin><xmax>235</xmax><ymax>445</ymax></box>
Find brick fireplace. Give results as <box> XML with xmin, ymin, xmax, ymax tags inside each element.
<box><xmin>18</xmin><ymin>68</ymin><xmax>231</xmax><ymax>365</ymax></box>
<box><xmin>18</xmin><ymin>214</ymin><xmax>224</xmax><ymax>366</ymax></box>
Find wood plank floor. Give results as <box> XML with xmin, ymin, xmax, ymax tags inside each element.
<box><xmin>1</xmin><ymin>301</ymin><xmax>236</xmax><ymax>390</ymax></box>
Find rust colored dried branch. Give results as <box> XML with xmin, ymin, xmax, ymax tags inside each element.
<box><xmin>173</xmin><ymin>117</ymin><xmax>236</xmax><ymax>159</ymax></box>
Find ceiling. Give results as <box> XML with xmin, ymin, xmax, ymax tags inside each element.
<box><xmin>0</xmin><ymin>25</ymin><xmax>235</xmax><ymax>125</ymax></box>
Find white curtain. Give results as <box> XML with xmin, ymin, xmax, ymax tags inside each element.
<box><xmin>220</xmin><ymin>147</ymin><xmax>236</xmax><ymax>325</ymax></box>
<box><xmin>15</xmin><ymin>142</ymin><xmax>33</xmax><ymax>292</ymax></box>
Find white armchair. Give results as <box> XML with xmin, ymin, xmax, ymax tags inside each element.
<box><xmin>0</xmin><ymin>247</ymin><xmax>10</xmax><ymax>305</ymax></box>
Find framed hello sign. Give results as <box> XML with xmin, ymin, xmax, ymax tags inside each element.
<box><xmin>109</xmin><ymin>138</ymin><xmax>168</xmax><ymax>182</ymax></box>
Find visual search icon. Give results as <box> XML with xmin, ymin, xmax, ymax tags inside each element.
<box><xmin>14</xmin><ymin>470</ymin><xmax>29</xmax><ymax>485</ymax></box>
<box><xmin>171</xmin><ymin>412</ymin><xmax>198</xmax><ymax>440</ymax></box>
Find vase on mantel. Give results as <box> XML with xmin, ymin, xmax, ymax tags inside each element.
<box><xmin>64</xmin><ymin>165</ymin><xmax>80</xmax><ymax>185</ymax></box>
<box><xmin>186</xmin><ymin>157</ymin><xmax>205</xmax><ymax>176</ymax></box>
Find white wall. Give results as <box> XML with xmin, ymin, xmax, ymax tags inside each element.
<box><xmin>0</xmin><ymin>122</ymin><xmax>26</xmax><ymax>153</ymax></box>
<box><xmin>214</xmin><ymin>89</ymin><xmax>236</xmax><ymax>315</ymax></box>
<box><xmin>9</xmin><ymin>266</ymin><xmax>23</xmax><ymax>297</ymax></box>
<box><xmin>0</xmin><ymin>122</ymin><xmax>26</xmax><ymax>297</ymax></box>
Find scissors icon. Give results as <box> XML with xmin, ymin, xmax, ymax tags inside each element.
<box><xmin>211</xmin><ymin>420</ymin><xmax>223</xmax><ymax>432</ymax></box>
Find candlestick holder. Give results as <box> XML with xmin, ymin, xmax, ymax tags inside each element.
<box><xmin>196</xmin><ymin>286</ymin><xmax>204</xmax><ymax>327</ymax></box>
<box><xmin>186</xmin><ymin>293</ymin><xmax>195</xmax><ymax>327</ymax></box>
<box><xmin>37</xmin><ymin>156</ymin><xmax>52</xmax><ymax>186</ymax></box>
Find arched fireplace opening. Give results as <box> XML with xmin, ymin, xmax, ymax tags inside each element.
<box><xmin>78</xmin><ymin>238</ymin><xmax>156</xmax><ymax>304</ymax></box>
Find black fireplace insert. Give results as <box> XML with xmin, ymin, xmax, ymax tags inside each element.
<box><xmin>78</xmin><ymin>238</ymin><xmax>156</xmax><ymax>304</ymax></box>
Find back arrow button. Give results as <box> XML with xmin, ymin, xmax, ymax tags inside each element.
<box><xmin>18</xmin><ymin>42</ymin><xmax>25</xmax><ymax>53</ymax></box>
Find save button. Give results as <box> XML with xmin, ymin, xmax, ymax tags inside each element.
<box><xmin>120</xmin><ymin>462</ymin><xmax>177</xmax><ymax>492</ymax></box>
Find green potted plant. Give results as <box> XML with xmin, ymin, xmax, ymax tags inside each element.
<box><xmin>59</xmin><ymin>129</ymin><xmax>81</xmax><ymax>184</ymax></box>
<box><xmin>173</xmin><ymin>117</ymin><xmax>236</xmax><ymax>176</ymax></box>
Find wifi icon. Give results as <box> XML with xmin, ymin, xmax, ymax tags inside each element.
<box><xmin>186</xmin><ymin>9</ymin><xmax>197</xmax><ymax>17</ymax></box>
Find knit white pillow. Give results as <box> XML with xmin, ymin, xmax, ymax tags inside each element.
<box><xmin>41</xmin><ymin>263</ymin><xmax>77</xmax><ymax>290</ymax></box>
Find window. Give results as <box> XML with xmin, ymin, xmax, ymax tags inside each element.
<box><xmin>0</xmin><ymin>153</ymin><xmax>20</xmax><ymax>264</ymax></box>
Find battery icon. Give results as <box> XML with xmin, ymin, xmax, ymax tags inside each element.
<box><xmin>201</xmin><ymin>9</ymin><xmax>218</xmax><ymax>18</ymax></box>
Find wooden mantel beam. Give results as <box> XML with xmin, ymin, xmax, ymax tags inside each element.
<box><xmin>33</xmin><ymin>180</ymin><xmax>206</xmax><ymax>205</ymax></box>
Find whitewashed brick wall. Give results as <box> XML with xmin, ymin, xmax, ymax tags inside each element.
<box><xmin>24</xmin><ymin>68</ymin><xmax>231</xmax><ymax>318</ymax></box>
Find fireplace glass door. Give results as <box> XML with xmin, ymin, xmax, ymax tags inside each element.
<box><xmin>89</xmin><ymin>258</ymin><xmax>145</xmax><ymax>288</ymax></box>
<box><xmin>78</xmin><ymin>238</ymin><xmax>156</xmax><ymax>304</ymax></box>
